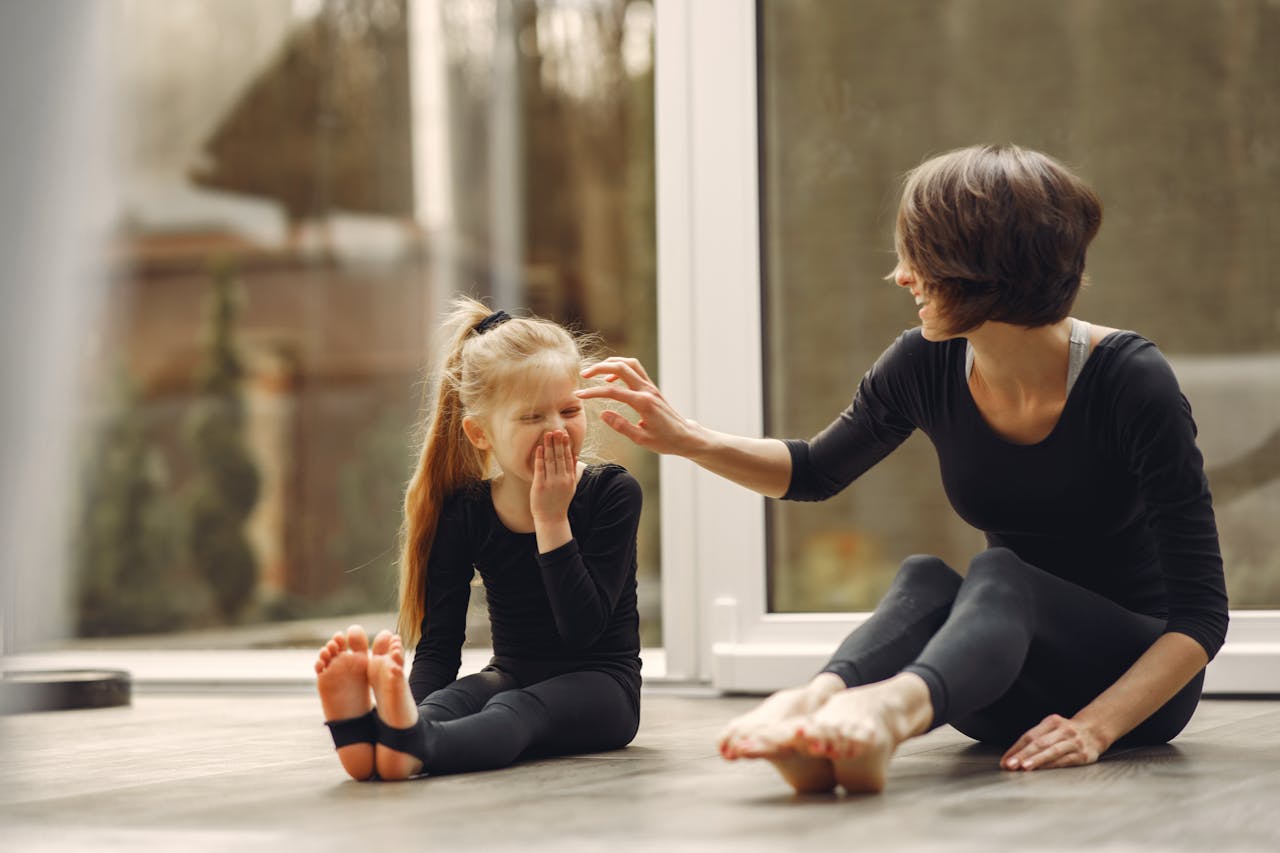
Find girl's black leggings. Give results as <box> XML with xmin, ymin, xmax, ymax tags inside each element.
<box><xmin>409</xmin><ymin>664</ymin><xmax>639</xmax><ymax>775</ymax></box>
<box><xmin>821</xmin><ymin>547</ymin><xmax>1203</xmax><ymax>747</ymax></box>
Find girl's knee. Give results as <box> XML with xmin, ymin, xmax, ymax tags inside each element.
<box><xmin>484</xmin><ymin>688</ymin><xmax>544</xmax><ymax>716</ymax></box>
<box><xmin>966</xmin><ymin>547</ymin><xmax>1025</xmax><ymax>582</ymax></box>
<box><xmin>896</xmin><ymin>554</ymin><xmax>963</xmax><ymax>594</ymax></box>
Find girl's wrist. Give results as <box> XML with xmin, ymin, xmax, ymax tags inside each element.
<box><xmin>534</xmin><ymin>517</ymin><xmax>573</xmax><ymax>554</ymax></box>
<box><xmin>531</xmin><ymin>507</ymin><xmax>570</xmax><ymax>526</ymax></box>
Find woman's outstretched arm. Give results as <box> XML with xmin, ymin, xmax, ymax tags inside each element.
<box><xmin>578</xmin><ymin>357</ymin><xmax>793</xmax><ymax>498</ymax></box>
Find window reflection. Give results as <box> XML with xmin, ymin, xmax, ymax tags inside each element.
<box><xmin>75</xmin><ymin>0</ymin><xmax>657</xmax><ymax>646</ymax></box>
<box><xmin>760</xmin><ymin>0</ymin><xmax>1280</xmax><ymax>612</ymax></box>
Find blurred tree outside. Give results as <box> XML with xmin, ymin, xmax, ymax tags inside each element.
<box><xmin>191</xmin><ymin>0</ymin><xmax>413</xmax><ymax>237</ymax></box>
<box><xmin>75</xmin><ymin>369</ymin><xmax>209</xmax><ymax>636</ymax></box>
<box><xmin>90</xmin><ymin>0</ymin><xmax>658</xmax><ymax>642</ymax></box>
<box><xmin>327</xmin><ymin>408</ymin><xmax>413</xmax><ymax>616</ymax></box>
<box><xmin>183</xmin><ymin>262</ymin><xmax>261</xmax><ymax>622</ymax></box>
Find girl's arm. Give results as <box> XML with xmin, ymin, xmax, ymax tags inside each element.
<box><xmin>578</xmin><ymin>357</ymin><xmax>792</xmax><ymax>498</ymax></box>
<box><xmin>535</xmin><ymin>465</ymin><xmax>643</xmax><ymax>649</ymax></box>
<box><xmin>407</xmin><ymin>507</ymin><xmax>474</xmax><ymax>704</ymax></box>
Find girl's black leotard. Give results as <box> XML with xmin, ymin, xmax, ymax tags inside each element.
<box><xmin>410</xmin><ymin>462</ymin><xmax>643</xmax><ymax>701</ymax></box>
<box><xmin>394</xmin><ymin>463</ymin><xmax>642</xmax><ymax>774</ymax></box>
<box><xmin>782</xmin><ymin>328</ymin><xmax>1229</xmax><ymax>743</ymax></box>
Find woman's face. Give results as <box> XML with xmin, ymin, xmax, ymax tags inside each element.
<box><xmin>893</xmin><ymin>262</ymin><xmax>956</xmax><ymax>342</ymax></box>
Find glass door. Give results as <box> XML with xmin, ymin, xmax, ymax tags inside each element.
<box><xmin>656</xmin><ymin>0</ymin><xmax>1280</xmax><ymax>692</ymax></box>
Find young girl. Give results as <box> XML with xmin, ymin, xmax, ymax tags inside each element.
<box><xmin>314</xmin><ymin>297</ymin><xmax>643</xmax><ymax>781</ymax></box>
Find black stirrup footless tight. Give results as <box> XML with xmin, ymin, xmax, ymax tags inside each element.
<box><xmin>821</xmin><ymin>547</ymin><xmax>1203</xmax><ymax>747</ymax></box>
<box><xmin>381</xmin><ymin>668</ymin><xmax>639</xmax><ymax>776</ymax></box>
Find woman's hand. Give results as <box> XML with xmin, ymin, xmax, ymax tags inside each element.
<box><xmin>1001</xmin><ymin>714</ymin><xmax>1111</xmax><ymax>771</ymax></box>
<box><xmin>531</xmin><ymin>430</ymin><xmax>576</xmax><ymax>531</ymax></box>
<box><xmin>577</xmin><ymin>357</ymin><xmax>703</xmax><ymax>457</ymax></box>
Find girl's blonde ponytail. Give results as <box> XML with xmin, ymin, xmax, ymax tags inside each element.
<box><xmin>395</xmin><ymin>299</ymin><xmax>490</xmax><ymax>643</ymax></box>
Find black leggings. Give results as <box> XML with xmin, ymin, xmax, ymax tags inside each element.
<box><xmin>408</xmin><ymin>665</ymin><xmax>639</xmax><ymax>775</ymax></box>
<box><xmin>821</xmin><ymin>547</ymin><xmax>1203</xmax><ymax>748</ymax></box>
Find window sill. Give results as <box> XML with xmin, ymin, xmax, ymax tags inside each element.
<box><xmin>1</xmin><ymin>647</ymin><xmax>672</xmax><ymax>693</ymax></box>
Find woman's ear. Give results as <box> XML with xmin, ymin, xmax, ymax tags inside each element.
<box><xmin>461</xmin><ymin>415</ymin><xmax>491</xmax><ymax>451</ymax></box>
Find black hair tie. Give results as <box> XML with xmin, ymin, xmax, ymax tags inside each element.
<box><xmin>472</xmin><ymin>310</ymin><xmax>512</xmax><ymax>335</ymax></box>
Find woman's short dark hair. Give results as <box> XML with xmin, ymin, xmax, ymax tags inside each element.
<box><xmin>894</xmin><ymin>144</ymin><xmax>1103</xmax><ymax>334</ymax></box>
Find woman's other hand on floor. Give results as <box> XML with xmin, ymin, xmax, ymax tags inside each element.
<box><xmin>1001</xmin><ymin>713</ymin><xmax>1110</xmax><ymax>771</ymax></box>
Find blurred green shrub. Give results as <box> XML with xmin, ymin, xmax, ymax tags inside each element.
<box><xmin>75</xmin><ymin>370</ymin><xmax>206</xmax><ymax>636</ymax></box>
<box><xmin>182</xmin><ymin>261</ymin><xmax>260</xmax><ymax>621</ymax></box>
<box><xmin>328</xmin><ymin>408</ymin><xmax>412</xmax><ymax>614</ymax></box>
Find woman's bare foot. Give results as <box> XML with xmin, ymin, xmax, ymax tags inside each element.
<box><xmin>718</xmin><ymin>673</ymin><xmax>846</xmax><ymax>794</ymax></box>
<box><xmin>764</xmin><ymin>751</ymin><xmax>839</xmax><ymax>794</ymax></box>
<box><xmin>315</xmin><ymin>625</ymin><xmax>375</xmax><ymax>780</ymax></box>
<box><xmin>368</xmin><ymin>630</ymin><xmax>426</xmax><ymax>781</ymax></box>
<box><xmin>798</xmin><ymin>673</ymin><xmax>933</xmax><ymax>794</ymax></box>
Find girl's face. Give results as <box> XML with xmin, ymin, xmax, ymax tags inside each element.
<box><xmin>467</xmin><ymin>366</ymin><xmax>586</xmax><ymax>486</ymax></box>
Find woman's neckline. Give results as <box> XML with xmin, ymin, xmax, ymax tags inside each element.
<box><xmin>958</xmin><ymin>324</ymin><xmax>1129</xmax><ymax>448</ymax></box>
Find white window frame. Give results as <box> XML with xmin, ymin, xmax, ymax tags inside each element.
<box><xmin>654</xmin><ymin>0</ymin><xmax>1280</xmax><ymax>694</ymax></box>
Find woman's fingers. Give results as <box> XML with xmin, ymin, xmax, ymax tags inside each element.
<box><xmin>579</xmin><ymin>358</ymin><xmax>695</xmax><ymax>456</ymax></box>
<box><xmin>576</xmin><ymin>383</ymin><xmax>652</xmax><ymax>410</ymax></box>
<box><xmin>1002</xmin><ymin>736</ymin><xmax>1035</xmax><ymax>768</ymax></box>
<box><xmin>614</xmin><ymin>356</ymin><xmax>654</xmax><ymax>385</ymax></box>
<box><xmin>1002</xmin><ymin>715</ymin><xmax>1056</xmax><ymax>767</ymax></box>
<box><xmin>582</xmin><ymin>357</ymin><xmax>654</xmax><ymax>391</ymax></box>
<box><xmin>1002</xmin><ymin>714</ymin><xmax>1100</xmax><ymax>771</ymax></box>
<box><xmin>599</xmin><ymin>410</ymin><xmax>647</xmax><ymax>444</ymax></box>
<box><xmin>1018</xmin><ymin>737</ymin><xmax>1074</xmax><ymax>770</ymax></box>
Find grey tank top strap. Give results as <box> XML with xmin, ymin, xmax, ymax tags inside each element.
<box><xmin>1065</xmin><ymin>318</ymin><xmax>1091</xmax><ymax>396</ymax></box>
<box><xmin>964</xmin><ymin>318</ymin><xmax>1092</xmax><ymax>396</ymax></box>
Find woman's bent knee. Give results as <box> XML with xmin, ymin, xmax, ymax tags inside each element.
<box><xmin>964</xmin><ymin>548</ymin><xmax>1032</xmax><ymax>595</ymax></box>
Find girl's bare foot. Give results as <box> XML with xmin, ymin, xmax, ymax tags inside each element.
<box><xmin>314</xmin><ymin>625</ymin><xmax>375</xmax><ymax>780</ymax></box>
<box><xmin>798</xmin><ymin>673</ymin><xmax>933</xmax><ymax>794</ymax></box>
<box><xmin>718</xmin><ymin>673</ymin><xmax>846</xmax><ymax>794</ymax></box>
<box><xmin>368</xmin><ymin>630</ymin><xmax>426</xmax><ymax>781</ymax></box>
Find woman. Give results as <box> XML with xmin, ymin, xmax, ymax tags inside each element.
<box><xmin>577</xmin><ymin>144</ymin><xmax>1228</xmax><ymax>794</ymax></box>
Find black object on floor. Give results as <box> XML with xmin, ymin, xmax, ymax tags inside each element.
<box><xmin>0</xmin><ymin>669</ymin><xmax>131</xmax><ymax>714</ymax></box>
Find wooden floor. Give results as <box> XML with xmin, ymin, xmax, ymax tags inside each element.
<box><xmin>2</xmin><ymin>689</ymin><xmax>1278</xmax><ymax>852</ymax></box>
